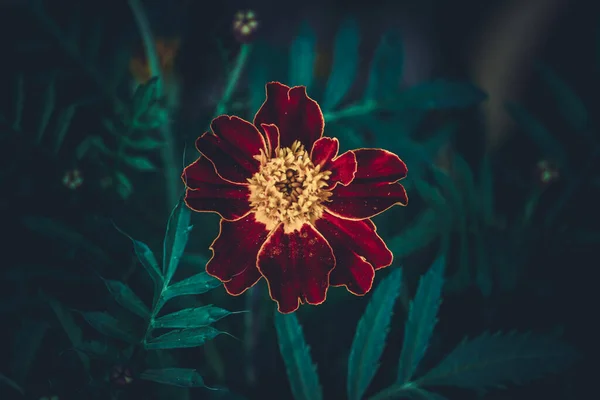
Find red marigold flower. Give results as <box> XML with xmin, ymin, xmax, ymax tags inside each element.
<box><xmin>182</xmin><ymin>82</ymin><xmax>408</xmax><ymax>313</ymax></box>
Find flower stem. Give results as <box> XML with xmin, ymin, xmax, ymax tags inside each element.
<box><xmin>128</xmin><ymin>0</ymin><xmax>180</xmax><ymax>211</ymax></box>
<box><xmin>214</xmin><ymin>44</ymin><xmax>253</xmax><ymax>117</ymax></box>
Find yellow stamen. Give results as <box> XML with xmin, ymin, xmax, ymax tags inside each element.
<box><xmin>248</xmin><ymin>140</ymin><xmax>332</xmax><ymax>233</ymax></box>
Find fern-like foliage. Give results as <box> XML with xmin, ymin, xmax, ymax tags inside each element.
<box><xmin>277</xmin><ymin>255</ymin><xmax>578</xmax><ymax>400</ymax></box>
<box><xmin>44</xmin><ymin>200</ymin><xmax>240</xmax><ymax>389</ymax></box>
<box><xmin>347</xmin><ymin>268</ymin><xmax>403</xmax><ymax>400</ymax></box>
<box><xmin>396</xmin><ymin>257</ymin><xmax>445</xmax><ymax>384</ymax></box>
<box><xmin>274</xmin><ymin>312</ymin><xmax>323</xmax><ymax>400</ymax></box>
<box><xmin>415</xmin><ymin>331</ymin><xmax>578</xmax><ymax>392</ymax></box>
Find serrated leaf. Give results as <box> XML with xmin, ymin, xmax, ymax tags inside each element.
<box><xmin>322</xmin><ymin>18</ymin><xmax>360</xmax><ymax>111</ymax></box>
<box><xmin>163</xmin><ymin>200</ymin><xmax>192</xmax><ymax>284</ymax></box>
<box><xmin>145</xmin><ymin>326</ymin><xmax>223</xmax><ymax>350</ymax></box>
<box><xmin>153</xmin><ymin>305</ymin><xmax>239</xmax><ymax>329</ymax></box>
<box><xmin>505</xmin><ymin>102</ymin><xmax>567</xmax><ymax>167</ymax></box>
<box><xmin>43</xmin><ymin>293</ymin><xmax>90</xmax><ymax>371</ymax></box>
<box><xmin>140</xmin><ymin>368</ymin><xmax>211</xmax><ymax>388</ymax></box>
<box><xmin>397</xmin><ymin>256</ymin><xmax>446</xmax><ymax>384</ymax></box>
<box><xmin>392</xmin><ymin>80</ymin><xmax>487</xmax><ymax>111</ymax></box>
<box><xmin>365</xmin><ymin>29</ymin><xmax>404</xmax><ymax>103</ymax></box>
<box><xmin>347</xmin><ymin>268</ymin><xmax>403</xmax><ymax>400</ymax></box>
<box><xmin>103</xmin><ymin>279</ymin><xmax>150</xmax><ymax>319</ymax></box>
<box><xmin>116</xmin><ymin>228</ymin><xmax>163</xmax><ymax>303</ymax></box>
<box><xmin>160</xmin><ymin>272</ymin><xmax>222</xmax><ymax>307</ymax></box>
<box><xmin>123</xmin><ymin>136</ymin><xmax>165</xmax><ymax>150</ymax></box>
<box><xmin>416</xmin><ymin>331</ymin><xmax>578</xmax><ymax>392</ymax></box>
<box><xmin>274</xmin><ymin>312</ymin><xmax>323</xmax><ymax>400</ymax></box>
<box><xmin>123</xmin><ymin>155</ymin><xmax>157</xmax><ymax>171</ymax></box>
<box><xmin>289</xmin><ymin>21</ymin><xmax>316</xmax><ymax>89</ymax></box>
<box><xmin>80</xmin><ymin>311</ymin><xmax>139</xmax><ymax>343</ymax></box>
<box><xmin>536</xmin><ymin>63</ymin><xmax>588</xmax><ymax>133</ymax></box>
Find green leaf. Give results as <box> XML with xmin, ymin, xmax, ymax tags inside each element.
<box><xmin>322</xmin><ymin>18</ymin><xmax>360</xmax><ymax>111</ymax></box>
<box><xmin>116</xmin><ymin>228</ymin><xmax>163</xmax><ymax>303</ymax></box>
<box><xmin>159</xmin><ymin>272</ymin><xmax>221</xmax><ymax>308</ymax></box>
<box><xmin>140</xmin><ymin>368</ymin><xmax>213</xmax><ymax>388</ymax></box>
<box><xmin>505</xmin><ymin>102</ymin><xmax>567</xmax><ymax>167</ymax></box>
<box><xmin>289</xmin><ymin>21</ymin><xmax>316</xmax><ymax>89</ymax></box>
<box><xmin>392</xmin><ymin>80</ymin><xmax>487</xmax><ymax>111</ymax></box>
<box><xmin>115</xmin><ymin>171</ymin><xmax>134</xmax><ymax>200</ymax></box>
<box><xmin>80</xmin><ymin>311</ymin><xmax>139</xmax><ymax>343</ymax></box>
<box><xmin>397</xmin><ymin>256</ymin><xmax>446</xmax><ymax>384</ymax></box>
<box><xmin>347</xmin><ymin>268</ymin><xmax>403</xmax><ymax>400</ymax></box>
<box><xmin>43</xmin><ymin>293</ymin><xmax>90</xmax><ymax>371</ymax></box>
<box><xmin>416</xmin><ymin>331</ymin><xmax>578</xmax><ymax>392</ymax></box>
<box><xmin>76</xmin><ymin>340</ymin><xmax>120</xmax><ymax>360</ymax></box>
<box><xmin>0</xmin><ymin>373</ymin><xmax>24</xmax><ymax>396</ymax></box>
<box><xmin>274</xmin><ymin>312</ymin><xmax>323</xmax><ymax>400</ymax></box>
<box><xmin>153</xmin><ymin>305</ymin><xmax>240</xmax><ymax>329</ymax></box>
<box><xmin>103</xmin><ymin>279</ymin><xmax>150</xmax><ymax>319</ymax></box>
<box><xmin>163</xmin><ymin>200</ymin><xmax>193</xmax><ymax>285</ymax></box>
<box><xmin>123</xmin><ymin>155</ymin><xmax>157</xmax><ymax>171</ymax></box>
<box><xmin>145</xmin><ymin>326</ymin><xmax>224</xmax><ymax>350</ymax></box>
<box><xmin>365</xmin><ymin>29</ymin><xmax>404</xmax><ymax>102</ymax></box>
<box><xmin>123</xmin><ymin>136</ymin><xmax>165</xmax><ymax>151</ymax></box>
<box><xmin>536</xmin><ymin>63</ymin><xmax>588</xmax><ymax>133</ymax></box>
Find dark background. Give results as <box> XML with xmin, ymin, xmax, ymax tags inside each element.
<box><xmin>0</xmin><ymin>0</ymin><xmax>597</xmax><ymax>399</ymax></box>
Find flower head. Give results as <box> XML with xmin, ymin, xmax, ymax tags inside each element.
<box><xmin>182</xmin><ymin>82</ymin><xmax>408</xmax><ymax>313</ymax></box>
<box><xmin>62</xmin><ymin>169</ymin><xmax>83</xmax><ymax>190</ymax></box>
<box><xmin>110</xmin><ymin>364</ymin><xmax>133</xmax><ymax>386</ymax></box>
<box><xmin>129</xmin><ymin>38</ymin><xmax>180</xmax><ymax>85</ymax></box>
<box><xmin>232</xmin><ymin>10</ymin><xmax>259</xmax><ymax>43</ymax></box>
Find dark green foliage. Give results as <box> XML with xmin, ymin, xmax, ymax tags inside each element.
<box><xmin>145</xmin><ymin>327</ymin><xmax>225</xmax><ymax>350</ymax></box>
<box><xmin>140</xmin><ymin>368</ymin><xmax>212</xmax><ymax>388</ymax></box>
<box><xmin>536</xmin><ymin>63</ymin><xmax>589</xmax><ymax>133</ymax></box>
<box><xmin>153</xmin><ymin>305</ymin><xmax>243</xmax><ymax>329</ymax></box>
<box><xmin>163</xmin><ymin>200</ymin><xmax>193</xmax><ymax>285</ymax></box>
<box><xmin>279</xmin><ymin>256</ymin><xmax>577</xmax><ymax>400</ymax></box>
<box><xmin>274</xmin><ymin>312</ymin><xmax>323</xmax><ymax>400</ymax></box>
<box><xmin>365</xmin><ymin>30</ymin><xmax>404</xmax><ymax>103</ymax></box>
<box><xmin>79</xmin><ymin>311</ymin><xmax>139</xmax><ymax>343</ymax></box>
<box><xmin>102</xmin><ymin>278</ymin><xmax>151</xmax><ymax>319</ymax></box>
<box><xmin>506</xmin><ymin>102</ymin><xmax>568</xmax><ymax>167</ymax></box>
<box><xmin>322</xmin><ymin>18</ymin><xmax>360</xmax><ymax>111</ymax></box>
<box><xmin>397</xmin><ymin>257</ymin><xmax>445</xmax><ymax>384</ymax></box>
<box><xmin>289</xmin><ymin>21</ymin><xmax>317</xmax><ymax>89</ymax></box>
<box><xmin>347</xmin><ymin>268</ymin><xmax>403</xmax><ymax>400</ymax></box>
<box><xmin>415</xmin><ymin>331</ymin><xmax>578</xmax><ymax>392</ymax></box>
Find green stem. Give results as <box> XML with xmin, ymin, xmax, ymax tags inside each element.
<box><xmin>214</xmin><ymin>44</ymin><xmax>253</xmax><ymax>118</ymax></box>
<box><xmin>128</xmin><ymin>0</ymin><xmax>180</xmax><ymax>211</ymax></box>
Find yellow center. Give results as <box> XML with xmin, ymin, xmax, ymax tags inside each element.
<box><xmin>247</xmin><ymin>140</ymin><xmax>332</xmax><ymax>233</ymax></box>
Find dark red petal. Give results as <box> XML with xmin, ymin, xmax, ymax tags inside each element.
<box><xmin>316</xmin><ymin>213</ymin><xmax>393</xmax><ymax>295</ymax></box>
<box><xmin>253</xmin><ymin>82</ymin><xmax>324</xmax><ymax>150</ymax></box>
<box><xmin>351</xmin><ymin>149</ymin><xmax>408</xmax><ymax>184</ymax></box>
<box><xmin>318</xmin><ymin>212</ymin><xmax>392</xmax><ymax>269</ymax></box>
<box><xmin>182</xmin><ymin>157</ymin><xmax>251</xmax><ymax>221</ymax></box>
<box><xmin>257</xmin><ymin>223</ymin><xmax>335</xmax><ymax>313</ymax></box>
<box><xmin>206</xmin><ymin>214</ymin><xmax>270</xmax><ymax>282</ymax></box>
<box><xmin>196</xmin><ymin>115</ymin><xmax>267</xmax><ymax>184</ymax></box>
<box><xmin>260</xmin><ymin>123</ymin><xmax>280</xmax><ymax>156</ymax></box>
<box><xmin>326</xmin><ymin>182</ymin><xmax>408</xmax><ymax>220</ymax></box>
<box><xmin>326</xmin><ymin>148</ymin><xmax>408</xmax><ymax>219</ymax></box>
<box><xmin>311</xmin><ymin>137</ymin><xmax>357</xmax><ymax>187</ymax></box>
<box><xmin>223</xmin><ymin>265</ymin><xmax>263</xmax><ymax>295</ymax></box>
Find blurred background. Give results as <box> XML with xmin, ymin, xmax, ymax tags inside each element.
<box><xmin>0</xmin><ymin>0</ymin><xmax>596</xmax><ymax>399</ymax></box>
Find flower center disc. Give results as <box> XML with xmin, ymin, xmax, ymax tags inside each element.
<box><xmin>248</xmin><ymin>140</ymin><xmax>332</xmax><ymax>233</ymax></box>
